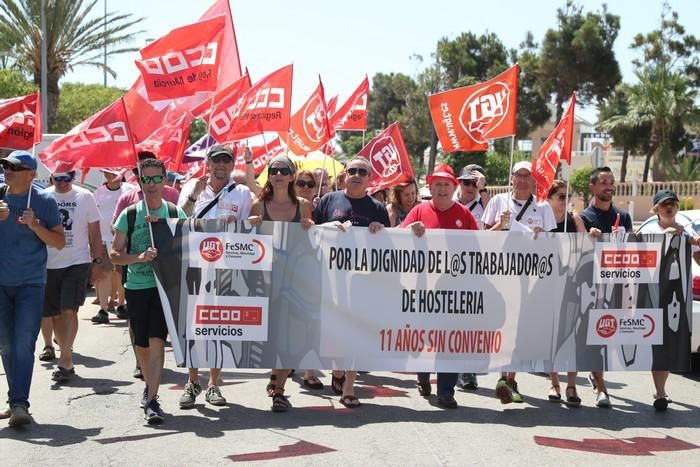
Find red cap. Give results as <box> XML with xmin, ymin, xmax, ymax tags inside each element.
<box><xmin>426</xmin><ymin>164</ymin><xmax>458</xmax><ymax>186</ymax></box>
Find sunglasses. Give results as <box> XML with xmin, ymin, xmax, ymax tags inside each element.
<box><xmin>269</xmin><ymin>167</ymin><xmax>292</xmax><ymax>176</ymax></box>
<box><xmin>209</xmin><ymin>154</ymin><xmax>233</xmax><ymax>163</ymax></box>
<box><xmin>1</xmin><ymin>164</ymin><xmax>32</xmax><ymax>172</ymax></box>
<box><xmin>347</xmin><ymin>167</ymin><xmax>369</xmax><ymax>177</ymax></box>
<box><xmin>460</xmin><ymin>179</ymin><xmax>477</xmax><ymax>187</ymax></box>
<box><xmin>53</xmin><ymin>175</ymin><xmax>74</xmax><ymax>183</ymax></box>
<box><xmin>140</xmin><ymin>175</ymin><xmax>165</xmax><ymax>184</ymax></box>
<box><xmin>295</xmin><ymin>179</ymin><xmax>316</xmax><ymax>189</ymax></box>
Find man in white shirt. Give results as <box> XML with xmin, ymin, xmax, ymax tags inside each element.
<box><xmin>482</xmin><ymin>160</ymin><xmax>556</xmax><ymax>404</ymax></box>
<box><xmin>40</xmin><ymin>171</ymin><xmax>107</xmax><ymax>383</ymax></box>
<box><xmin>176</xmin><ymin>144</ymin><xmax>253</xmax><ymax>409</ymax></box>
<box><xmin>91</xmin><ymin>169</ymin><xmax>134</xmax><ymax>324</ymax></box>
<box><xmin>455</xmin><ymin>164</ymin><xmax>488</xmax><ymax>230</ymax></box>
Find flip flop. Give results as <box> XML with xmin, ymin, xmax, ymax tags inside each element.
<box><xmin>339</xmin><ymin>394</ymin><xmax>361</xmax><ymax>408</ymax></box>
<box><xmin>302</xmin><ymin>376</ymin><xmax>324</xmax><ymax>390</ymax></box>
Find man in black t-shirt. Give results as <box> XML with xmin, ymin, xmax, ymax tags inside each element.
<box><xmin>313</xmin><ymin>157</ymin><xmax>390</xmax><ymax>408</ymax></box>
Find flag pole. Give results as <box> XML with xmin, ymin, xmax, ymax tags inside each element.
<box><xmin>27</xmin><ymin>144</ymin><xmax>36</xmax><ymax>208</ymax></box>
<box><xmin>508</xmin><ymin>134</ymin><xmax>515</xmax><ymax>181</ymax></box>
<box><xmin>563</xmin><ymin>175</ymin><xmax>570</xmax><ymax>232</ymax></box>
<box><xmin>362</xmin><ymin>129</ymin><xmax>366</xmax><ymax>147</ymax></box>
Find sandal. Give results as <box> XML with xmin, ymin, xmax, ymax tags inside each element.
<box><xmin>302</xmin><ymin>376</ymin><xmax>324</xmax><ymax>390</ymax></box>
<box><xmin>548</xmin><ymin>385</ymin><xmax>561</xmax><ymax>402</ymax></box>
<box><xmin>653</xmin><ymin>394</ymin><xmax>671</xmax><ymax>411</ymax></box>
<box><xmin>331</xmin><ymin>372</ymin><xmax>345</xmax><ymax>395</ymax></box>
<box><xmin>266</xmin><ymin>374</ymin><xmax>277</xmax><ymax>397</ymax></box>
<box><xmin>271</xmin><ymin>392</ymin><xmax>291</xmax><ymax>412</ymax></box>
<box><xmin>565</xmin><ymin>386</ymin><xmax>581</xmax><ymax>407</ymax></box>
<box><xmin>38</xmin><ymin>346</ymin><xmax>56</xmax><ymax>362</ymax></box>
<box><xmin>51</xmin><ymin>366</ymin><xmax>75</xmax><ymax>383</ymax></box>
<box><xmin>339</xmin><ymin>394</ymin><xmax>361</xmax><ymax>408</ymax></box>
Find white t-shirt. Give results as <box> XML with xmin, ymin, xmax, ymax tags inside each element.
<box><xmin>482</xmin><ymin>192</ymin><xmax>557</xmax><ymax>232</ymax></box>
<box><xmin>93</xmin><ymin>182</ymin><xmax>135</xmax><ymax>243</ymax></box>
<box><xmin>178</xmin><ymin>179</ymin><xmax>253</xmax><ymax>220</ymax></box>
<box><xmin>44</xmin><ymin>185</ymin><xmax>101</xmax><ymax>269</ymax></box>
<box><xmin>457</xmin><ymin>194</ymin><xmax>485</xmax><ymax>230</ymax></box>
<box><xmin>638</xmin><ymin>221</ymin><xmax>700</xmax><ymax>254</ymax></box>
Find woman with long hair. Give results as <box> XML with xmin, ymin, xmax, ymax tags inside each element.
<box><xmin>386</xmin><ymin>180</ymin><xmax>420</xmax><ymax>227</ymax></box>
<box><xmin>248</xmin><ymin>156</ymin><xmax>314</xmax><ymax>412</ymax></box>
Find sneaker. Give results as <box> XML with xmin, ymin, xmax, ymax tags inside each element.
<box><xmin>509</xmin><ymin>380</ymin><xmax>523</xmax><ymax>403</ymax></box>
<box><xmin>437</xmin><ymin>395</ymin><xmax>458</xmax><ymax>409</ymax></box>
<box><xmin>116</xmin><ymin>305</ymin><xmax>129</xmax><ymax>320</ymax></box>
<box><xmin>8</xmin><ymin>405</ymin><xmax>31</xmax><ymax>427</ymax></box>
<box><xmin>457</xmin><ymin>373</ymin><xmax>478</xmax><ymax>390</ymax></box>
<box><xmin>144</xmin><ymin>398</ymin><xmax>164</xmax><ymax>425</ymax></box>
<box><xmin>179</xmin><ymin>381</ymin><xmax>202</xmax><ymax>409</ymax></box>
<box><xmin>495</xmin><ymin>378</ymin><xmax>513</xmax><ymax>404</ymax></box>
<box><xmin>133</xmin><ymin>366</ymin><xmax>143</xmax><ymax>379</ymax></box>
<box><xmin>596</xmin><ymin>391</ymin><xmax>611</xmax><ymax>408</ymax></box>
<box><xmin>205</xmin><ymin>385</ymin><xmax>227</xmax><ymax>406</ymax></box>
<box><xmin>416</xmin><ymin>380</ymin><xmax>432</xmax><ymax>397</ymax></box>
<box><xmin>91</xmin><ymin>310</ymin><xmax>109</xmax><ymax>324</ymax></box>
<box><xmin>139</xmin><ymin>386</ymin><xmax>149</xmax><ymax>409</ymax></box>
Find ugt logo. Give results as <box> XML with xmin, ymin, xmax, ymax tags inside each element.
<box><xmin>459</xmin><ymin>82</ymin><xmax>510</xmax><ymax>144</ymax></box>
<box><xmin>302</xmin><ymin>94</ymin><xmax>328</xmax><ymax>143</ymax></box>
<box><xmin>140</xmin><ymin>43</ymin><xmax>219</xmax><ymax>76</ymax></box>
<box><xmin>369</xmin><ymin>136</ymin><xmax>402</xmax><ymax>184</ymax></box>
<box><xmin>199</xmin><ymin>237</ymin><xmax>223</xmax><ymax>263</ymax></box>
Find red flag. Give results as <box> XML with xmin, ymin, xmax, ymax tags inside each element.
<box><xmin>330</xmin><ymin>77</ymin><xmax>369</xmax><ymax>131</ymax></box>
<box><xmin>39</xmin><ymin>98</ymin><xmax>136</xmax><ymax>173</ymax></box>
<box><xmin>136</xmin><ymin>112</ymin><xmax>193</xmax><ymax>172</ymax></box>
<box><xmin>286</xmin><ymin>78</ymin><xmax>331</xmax><ymax>156</ymax></box>
<box><xmin>532</xmin><ymin>93</ymin><xmax>576</xmax><ymax>201</ymax></box>
<box><xmin>226</xmin><ymin>64</ymin><xmax>293</xmax><ymax>140</ymax></box>
<box><xmin>233</xmin><ymin>137</ymin><xmax>285</xmax><ymax>174</ymax></box>
<box><xmin>123</xmin><ymin>0</ymin><xmax>242</xmax><ymax>141</ymax></box>
<box><xmin>428</xmin><ymin>64</ymin><xmax>519</xmax><ymax>152</ymax></box>
<box><xmin>357</xmin><ymin>122</ymin><xmax>415</xmax><ymax>191</ymax></box>
<box><xmin>192</xmin><ymin>73</ymin><xmax>252</xmax><ymax>143</ymax></box>
<box><xmin>0</xmin><ymin>92</ymin><xmax>42</xmax><ymax>150</ymax></box>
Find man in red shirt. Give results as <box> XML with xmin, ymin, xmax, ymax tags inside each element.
<box><xmin>400</xmin><ymin>164</ymin><xmax>478</xmax><ymax>408</ymax></box>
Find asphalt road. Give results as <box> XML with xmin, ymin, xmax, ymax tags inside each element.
<box><xmin>1</xmin><ymin>297</ymin><xmax>699</xmax><ymax>466</ymax></box>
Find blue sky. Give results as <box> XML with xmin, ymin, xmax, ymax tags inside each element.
<box><xmin>64</xmin><ymin>0</ymin><xmax>698</xmax><ymax>123</ymax></box>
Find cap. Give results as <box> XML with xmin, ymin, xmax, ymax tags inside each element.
<box><xmin>52</xmin><ymin>171</ymin><xmax>75</xmax><ymax>178</ymax></box>
<box><xmin>511</xmin><ymin>161</ymin><xmax>532</xmax><ymax>175</ymax></box>
<box><xmin>1</xmin><ymin>150</ymin><xmax>37</xmax><ymax>170</ymax></box>
<box><xmin>426</xmin><ymin>163</ymin><xmax>458</xmax><ymax>186</ymax></box>
<box><xmin>458</xmin><ymin>163</ymin><xmax>486</xmax><ymax>180</ymax></box>
<box><xmin>207</xmin><ymin>144</ymin><xmax>234</xmax><ymax>159</ymax></box>
<box><xmin>653</xmin><ymin>189</ymin><xmax>679</xmax><ymax>206</ymax></box>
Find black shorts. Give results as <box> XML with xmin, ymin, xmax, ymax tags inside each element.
<box><xmin>43</xmin><ymin>263</ymin><xmax>91</xmax><ymax>317</ymax></box>
<box><xmin>125</xmin><ymin>288</ymin><xmax>168</xmax><ymax>347</ymax></box>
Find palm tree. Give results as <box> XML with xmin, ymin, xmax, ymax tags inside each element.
<box><xmin>0</xmin><ymin>0</ymin><xmax>143</xmax><ymax>130</ymax></box>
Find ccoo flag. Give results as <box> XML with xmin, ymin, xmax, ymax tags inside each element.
<box><xmin>0</xmin><ymin>92</ymin><xmax>42</xmax><ymax>150</ymax></box>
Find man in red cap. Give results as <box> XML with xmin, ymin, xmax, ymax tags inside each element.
<box><xmin>400</xmin><ymin>163</ymin><xmax>479</xmax><ymax>408</ymax></box>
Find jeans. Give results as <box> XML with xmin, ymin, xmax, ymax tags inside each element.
<box><xmin>417</xmin><ymin>372</ymin><xmax>458</xmax><ymax>397</ymax></box>
<box><xmin>0</xmin><ymin>284</ymin><xmax>45</xmax><ymax>408</ymax></box>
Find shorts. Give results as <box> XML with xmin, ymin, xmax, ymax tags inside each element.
<box><xmin>43</xmin><ymin>263</ymin><xmax>91</xmax><ymax>317</ymax></box>
<box><xmin>125</xmin><ymin>288</ymin><xmax>168</xmax><ymax>347</ymax></box>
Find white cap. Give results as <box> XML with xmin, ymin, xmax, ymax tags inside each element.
<box><xmin>511</xmin><ymin>161</ymin><xmax>532</xmax><ymax>175</ymax></box>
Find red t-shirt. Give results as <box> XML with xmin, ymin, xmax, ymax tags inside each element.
<box><xmin>400</xmin><ymin>200</ymin><xmax>478</xmax><ymax>231</ymax></box>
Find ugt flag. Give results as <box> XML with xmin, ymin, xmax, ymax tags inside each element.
<box><xmin>286</xmin><ymin>78</ymin><xmax>332</xmax><ymax>156</ymax></box>
<box><xmin>532</xmin><ymin>93</ymin><xmax>576</xmax><ymax>201</ymax></box>
<box><xmin>428</xmin><ymin>64</ymin><xmax>519</xmax><ymax>152</ymax></box>
<box><xmin>330</xmin><ymin>76</ymin><xmax>369</xmax><ymax>132</ymax></box>
<box><xmin>357</xmin><ymin>122</ymin><xmax>415</xmax><ymax>192</ymax></box>
<box><xmin>0</xmin><ymin>92</ymin><xmax>42</xmax><ymax>150</ymax></box>
<box><xmin>39</xmin><ymin>98</ymin><xmax>136</xmax><ymax>173</ymax></box>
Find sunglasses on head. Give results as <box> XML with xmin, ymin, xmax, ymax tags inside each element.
<box><xmin>295</xmin><ymin>179</ymin><xmax>316</xmax><ymax>189</ymax></box>
<box><xmin>53</xmin><ymin>175</ymin><xmax>74</xmax><ymax>183</ymax></box>
<box><xmin>140</xmin><ymin>175</ymin><xmax>164</xmax><ymax>184</ymax></box>
<box><xmin>269</xmin><ymin>167</ymin><xmax>292</xmax><ymax>176</ymax></box>
<box><xmin>209</xmin><ymin>154</ymin><xmax>233</xmax><ymax>163</ymax></box>
<box><xmin>460</xmin><ymin>179</ymin><xmax>477</xmax><ymax>186</ymax></box>
<box><xmin>1</xmin><ymin>163</ymin><xmax>32</xmax><ymax>172</ymax></box>
<box><xmin>347</xmin><ymin>167</ymin><xmax>369</xmax><ymax>177</ymax></box>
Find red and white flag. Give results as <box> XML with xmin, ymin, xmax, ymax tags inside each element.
<box><xmin>0</xmin><ymin>92</ymin><xmax>42</xmax><ymax>150</ymax></box>
<box><xmin>136</xmin><ymin>112</ymin><xmax>193</xmax><ymax>172</ymax></box>
<box><xmin>227</xmin><ymin>64</ymin><xmax>293</xmax><ymax>140</ymax></box>
<box><xmin>330</xmin><ymin>76</ymin><xmax>369</xmax><ymax>131</ymax></box>
<box><xmin>533</xmin><ymin>93</ymin><xmax>576</xmax><ymax>201</ymax></box>
<box><xmin>39</xmin><ymin>98</ymin><xmax>136</xmax><ymax>173</ymax></box>
<box><xmin>428</xmin><ymin>64</ymin><xmax>519</xmax><ymax>152</ymax></box>
<box><xmin>286</xmin><ymin>78</ymin><xmax>331</xmax><ymax>156</ymax></box>
<box><xmin>192</xmin><ymin>73</ymin><xmax>252</xmax><ymax>142</ymax></box>
<box><xmin>357</xmin><ymin>122</ymin><xmax>415</xmax><ymax>191</ymax></box>
<box><xmin>135</xmin><ymin>15</ymin><xmax>226</xmax><ymax>102</ymax></box>
<box><xmin>233</xmin><ymin>137</ymin><xmax>285</xmax><ymax>174</ymax></box>
<box><xmin>123</xmin><ymin>0</ymin><xmax>242</xmax><ymax>141</ymax></box>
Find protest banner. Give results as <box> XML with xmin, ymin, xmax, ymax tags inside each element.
<box><xmin>152</xmin><ymin>221</ymin><xmax>692</xmax><ymax>372</ymax></box>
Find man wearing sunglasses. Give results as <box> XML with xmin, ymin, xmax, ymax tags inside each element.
<box><xmin>455</xmin><ymin>164</ymin><xmax>488</xmax><ymax>230</ymax></box>
<box><xmin>176</xmin><ymin>144</ymin><xmax>253</xmax><ymax>409</ymax></box>
<box><xmin>40</xmin><ymin>170</ymin><xmax>106</xmax><ymax>385</ymax></box>
<box><xmin>0</xmin><ymin>151</ymin><xmax>65</xmax><ymax>427</ymax></box>
<box><xmin>313</xmin><ymin>157</ymin><xmax>390</xmax><ymax>408</ymax></box>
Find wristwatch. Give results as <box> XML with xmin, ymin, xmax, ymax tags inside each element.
<box><xmin>92</xmin><ymin>257</ymin><xmax>103</xmax><ymax>264</ymax></box>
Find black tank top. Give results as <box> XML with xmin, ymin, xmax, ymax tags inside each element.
<box><xmin>553</xmin><ymin>212</ymin><xmax>577</xmax><ymax>233</ymax></box>
<box><xmin>262</xmin><ymin>201</ymin><xmax>301</xmax><ymax>222</ymax></box>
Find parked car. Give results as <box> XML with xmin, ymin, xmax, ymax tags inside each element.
<box><xmin>637</xmin><ymin>210</ymin><xmax>700</xmax><ymax>355</ymax></box>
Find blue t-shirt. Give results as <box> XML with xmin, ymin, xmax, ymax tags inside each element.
<box><xmin>313</xmin><ymin>190</ymin><xmax>390</xmax><ymax>227</ymax></box>
<box><xmin>0</xmin><ymin>184</ymin><xmax>61</xmax><ymax>286</ymax></box>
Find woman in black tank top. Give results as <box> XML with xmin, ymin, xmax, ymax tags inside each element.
<box><xmin>248</xmin><ymin>156</ymin><xmax>315</xmax><ymax>412</ymax></box>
